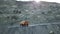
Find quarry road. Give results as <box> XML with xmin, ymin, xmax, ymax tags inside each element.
<box><xmin>8</xmin><ymin>22</ymin><xmax>60</xmax><ymax>28</ymax></box>
<box><xmin>1</xmin><ymin>22</ymin><xmax>60</xmax><ymax>34</ymax></box>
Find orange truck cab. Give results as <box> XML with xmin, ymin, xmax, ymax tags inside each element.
<box><xmin>20</xmin><ymin>20</ymin><xmax>29</xmax><ymax>26</ymax></box>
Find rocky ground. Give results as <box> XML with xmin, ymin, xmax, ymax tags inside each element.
<box><xmin>0</xmin><ymin>1</ymin><xmax>60</xmax><ymax>34</ymax></box>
